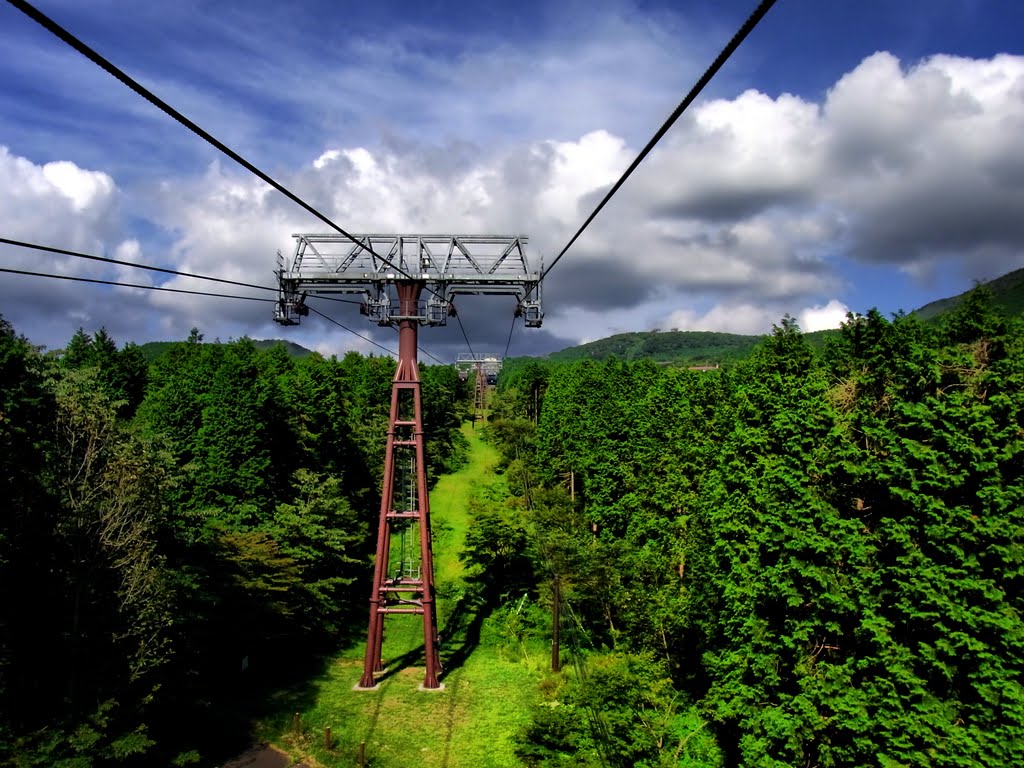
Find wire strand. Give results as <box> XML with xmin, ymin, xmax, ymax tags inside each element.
<box><xmin>539</xmin><ymin>0</ymin><xmax>778</xmax><ymax>283</ymax></box>
<box><xmin>502</xmin><ymin>313</ymin><xmax>517</xmax><ymax>360</ymax></box>
<box><xmin>0</xmin><ymin>236</ymin><xmax>363</xmax><ymax>305</ymax></box>
<box><xmin>4</xmin><ymin>241</ymin><xmax>449</xmax><ymax>361</ymax></box>
<box><xmin>6</xmin><ymin>0</ymin><xmax>548</xmax><ymax>364</ymax></box>
<box><xmin>0</xmin><ymin>267</ymin><xmax>402</xmax><ymax>357</ymax></box>
<box><xmin>306</xmin><ymin>306</ymin><xmax>397</xmax><ymax>357</ymax></box>
<box><xmin>0</xmin><ymin>266</ymin><xmax>274</xmax><ymax>301</ymax></box>
<box><xmin>454</xmin><ymin>312</ymin><xmax>476</xmax><ymax>359</ymax></box>
<box><xmin>5</xmin><ymin>0</ymin><xmax>423</xmax><ymax>287</ymax></box>
<box><xmin>6</xmin><ymin>0</ymin><xmax>499</xmax><ymax>369</ymax></box>
<box><xmin>417</xmin><ymin>345</ymin><xmax>446</xmax><ymax>365</ymax></box>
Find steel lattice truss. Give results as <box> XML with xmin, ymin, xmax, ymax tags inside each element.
<box><xmin>455</xmin><ymin>352</ymin><xmax>502</xmax><ymax>377</ymax></box>
<box><xmin>275</xmin><ymin>234</ymin><xmax>543</xmax><ymax>327</ymax></box>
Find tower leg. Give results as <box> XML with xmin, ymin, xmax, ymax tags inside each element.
<box><xmin>356</xmin><ymin>281</ymin><xmax>442</xmax><ymax>690</ymax></box>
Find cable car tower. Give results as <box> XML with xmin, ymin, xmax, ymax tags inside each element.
<box><xmin>275</xmin><ymin>234</ymin><xmax>542</xmax><ymax>689</ymax></box>
<box><xmin>455</xmin><ymin>353</ymin><xmax>503</xmax><ymax>422</ymax></box>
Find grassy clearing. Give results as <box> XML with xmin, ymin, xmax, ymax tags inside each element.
<box><xmin>259</xmin><ymin>422</ymin><xmax>544</xmax><ymax>768</ymax></box>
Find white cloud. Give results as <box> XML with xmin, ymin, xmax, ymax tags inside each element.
<box><xmin>0</xmin><ymin>148</ymin><xmax>128</xmax><ymax>344</ymax></box>
<box><xmin>146</xmin><ymin>162</ymin><xmax>293</xmax><ymax>334</ymax></box>
<box><xmin>636</xmin><ymin>89</ymin><xmax>824</xmax><ymax>222</ymax></box>
<box><xmin>823</xmin><ymin>52</ymin><xmax>1024</xmax><ymax>271</ymax></box>
<box><xmin>0</xmin><ymin>147</ymin><xmax>118</xmax><ymax>247</ymax></box>
<box><xmin>41</xmin><ymin>160</ymin><xmax>116</xmax><ymax>212</ymax></box>
<box><xmin>799</xmin><ymin>299</ymin><xmax>850</xmax><ymax>332</ymax></box>
<box><xmin>6</xmin><ymin>29</ymin><xmax>1024</xmax><ymax>356</ymax></box>
<box><xmin>111</xmin><ymin>239</ymin><xmax>155</xmax><ymax>292</ymax></box>
<box><xmin>663</xmin><ymin>303</ymin><xmax>780</xmax><ymax>336</ymax></box>
<box><xmin>137</xmin><ymin>49</ymin><xmax>1024</xmax><ymax>352</ymax></box>
<box><xmin>312</xmin><ymin>149</ymin><xmax>341</xmax><ymax>170</ymax></box>
<box><xmin>536</xmin><ymin>130</ymin><xmax>631</xmax><ymax>225</ymax></box>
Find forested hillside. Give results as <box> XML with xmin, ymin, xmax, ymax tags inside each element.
<box><xmin>0</xmin><ymin>322</ymin><xmax>468</xmax><ymax>766</ymax></box>
<box><xmin>914</xmin><ymin>266</ymin><xmax>1024</xmax><ymax>322</ymax></box>
<box><xmin>542</xmin><ymin>267</ymin><xmax>1024</xmax><ymax>367</ymax></box>
<box><xmin>136</xmin><ymin>337</ymin><xmax>315</xmax><ymax>364</ymax></box>
<box><xmin>485</xmin><ymin>288</ymin><xmax>1024</xmax><ymax>766</ymax></box>
<box><xmin>545</xmin><ymin>330</ymin><xmax>762</xmax><ymax>364</ymax></box>
<box><xmin>3</xmin><ymin>287</ymin><xmax>1022</xmax><ymax>767</ymax></box>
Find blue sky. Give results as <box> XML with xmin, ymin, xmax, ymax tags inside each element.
<box><xmin>1</xmin><ymin>0</ymin><xmax>1023</xmax><ymax>359</ymax></box>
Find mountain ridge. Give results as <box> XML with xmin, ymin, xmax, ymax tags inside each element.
<box><xmin>539</xmin><ymin>265</ymin><xmax>1024</xmax><ymax>365</ymax></box>
<box><xmin>137</xmin><ymin>337</ymin><xmax>315</xmax><ymax>363</ymax></box>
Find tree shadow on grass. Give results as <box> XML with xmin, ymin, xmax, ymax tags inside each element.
<box><xmin>440</xmin><ymin>584</ymin><xmax>497</xmax><ymax>676</ymax></box>
<box><xmin>175</xmin><ymin>597</ymin><xmax>374</xmax><ymax>766</ymax></box>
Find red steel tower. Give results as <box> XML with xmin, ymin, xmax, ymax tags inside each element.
<box><xmin>474</xmin><ymin>361</ymin><xmax>486</xmax><ymax>420</ymax></box>
<box><xmin>275</xmin><ymin>234</ymin><xmax>542</xmax><ymax>689</ymax></box>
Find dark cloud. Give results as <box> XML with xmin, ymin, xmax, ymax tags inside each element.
<box><xmin>847</xmin><ymin>185</ymin><xmax>1024</xmax><ymax>266</ymax></box>
<box><xmin>542</xmin><ymin>257</ymin><xmax>657</xmax><ymax>311</ymax></box>
<box><xmin>650</xmin><ymin>185</ymin><xmax>810</xmax><ymax>223</ymax></box>
<box><xmin>824</xmin><ymin>52</ymin><xmax>1024</xmax><ymax>270</ymax></box>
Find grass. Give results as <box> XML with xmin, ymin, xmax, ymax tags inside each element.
<box><xmin>259</xmin><ymin>421</ymin><xmax>544</xmax><ymax>768</ymax></box>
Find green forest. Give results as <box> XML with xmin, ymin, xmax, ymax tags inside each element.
<box><xmin>2</xmin><ymin>286</ymin><xmax>1023</xmax><ymax>767</ymax></box>
<box><xmin>0</xmin><ymin>322</ymin><xmax>468</xmax><ymax>766</ymax></box>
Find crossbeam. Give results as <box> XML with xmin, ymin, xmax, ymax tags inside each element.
<box><xmin>455</xmin><ymin>352</ymin><xmax>502</xmax><ymax>377</ymax></box>
<box><xmin>275</xmin><ymin>234</ymin><xmax>543</xmax><ymax>327</ymax></box>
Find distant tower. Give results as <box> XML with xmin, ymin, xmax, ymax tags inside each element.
<box><xmin>275</xmin><ymin>234</ymin><xmax>542</xmax><ymax>688</ymax></box>
<box><xmin>474</xmin><ymin>361</ymin><xmax>487</xmax><ymax>417</ymax></box>
<box><xmin>456</xmin><ymin>353</ymin><xmax>503</xmax><ymax>424</ymax></box>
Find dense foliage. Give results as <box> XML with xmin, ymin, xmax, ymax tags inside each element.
<box><xmin>481</xmin><ymin>289</ymin><xmax>1024</xmax><ymax>767</ymax></box>
<box><xmin>4</xmin><ymin>283</ymin><xmax>1022</xmax><ymax>767</ymax></box>
<box><xmin>0</xmin><ymin>322</ymin><xmax>468</xmax><ymax>766</ymax></box>
<box><xmin>543</xmin><ymin>330</ymin><xmax>763</xmax><ymax>365</ymax></box>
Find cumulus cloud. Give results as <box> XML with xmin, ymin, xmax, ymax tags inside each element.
<box><xmin>823</xmin><ymin>52</ymin><xmax>1024</xmax><ymax>273</ymax></box>
<box><xmin>536</xmin><ymin>50</ymin><xmax>1024</xmax><ymax>337</ymax></box>
<box><xmin>41</xmin><ymin>161</ymin><xmax>116</xmax><ymax>213</ymax></box>
<box><xmin>0</xmin><ymin>147</ymin><xmax>118</xmax><ymax>246</ymax></box>
<box><xmin>799</xmin><ymin>299</ymin><xmax>850</xmax><ymax>332</ymax></box>
<box><xmin>0</xmin><ymin>148</ymin><xmax>132</xmax><ymax>345</ymax></box>
<box><xmin>644</xmin><ymin>89</ymin><xmax>824</xmax><ymax>222</ymax></box>
<box><xmin>5</xmin><ymin>39</ymin><xmax>1024</xmax><ymax>355</ymax></box>
<box><xmin>111</xmin><ymin>240</ymin><xmax>154</xmax><ymax>291</ymax></box>
<box><xmin>662</xmin><ymin>302</ymin><xmax>779</xmax><ymax>336</ymax></box>
<box><xmin>100</xmin><ymin>50</ymin><xmax>1024</xmax><ymax>351</ymax></box>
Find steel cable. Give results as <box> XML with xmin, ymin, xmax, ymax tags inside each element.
<box><xmin>538</xmin><ymin>0</ymin><xmax>778</xmax><ymax>285</ymax></box>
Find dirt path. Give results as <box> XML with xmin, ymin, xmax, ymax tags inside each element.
<box><xmin>222</xmin><ymin>743</ymin><xmax>309</xmax><ymax>768</ymax></box>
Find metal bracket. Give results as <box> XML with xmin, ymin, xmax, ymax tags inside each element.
<box><xmin>273</xmin><ymin>235</ymin><xmax>543</xmax><ymax>329</ymax></box>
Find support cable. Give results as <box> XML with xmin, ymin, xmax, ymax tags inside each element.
<box><xmin>0</xmin><ymin>236</ymin><xmax>361</xmax><ymax>305</ymax></box>
<box><xmin>502</xmin><ymin>313</ymin><xmax>517</xmax><ymax>361</ymax></box>
<box><xmin>0</xmin><ymin>266</ymin><xmax>274</xmax><ymax>302</ymax></box>
<box><xmin>538</xmin><ymin>0</ymin><xmax>778</xmax><ymax>284</ymax></box>
<box><xmin>417</xmin><ymin>345</ymin><xmax>445</xmax><ymax>365</ymax></box>
<box><xmin>306</xmin><ymin>306</ymin><xmax>398</xmax><ymax>357</ymax></box>
<box><xmin>1</xmin><ymin>267</ymin><xmax>395</xmax><ymax>354</ymax></box>
<box><xmin>5</xmin><ymin>0</ymin><xmax>426</xmax><ymax>289</ymax></box>
<box><xmin>454</xmin><ymin>313</ymin><xmax>476</xmax><ymax>359</ymax></box>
